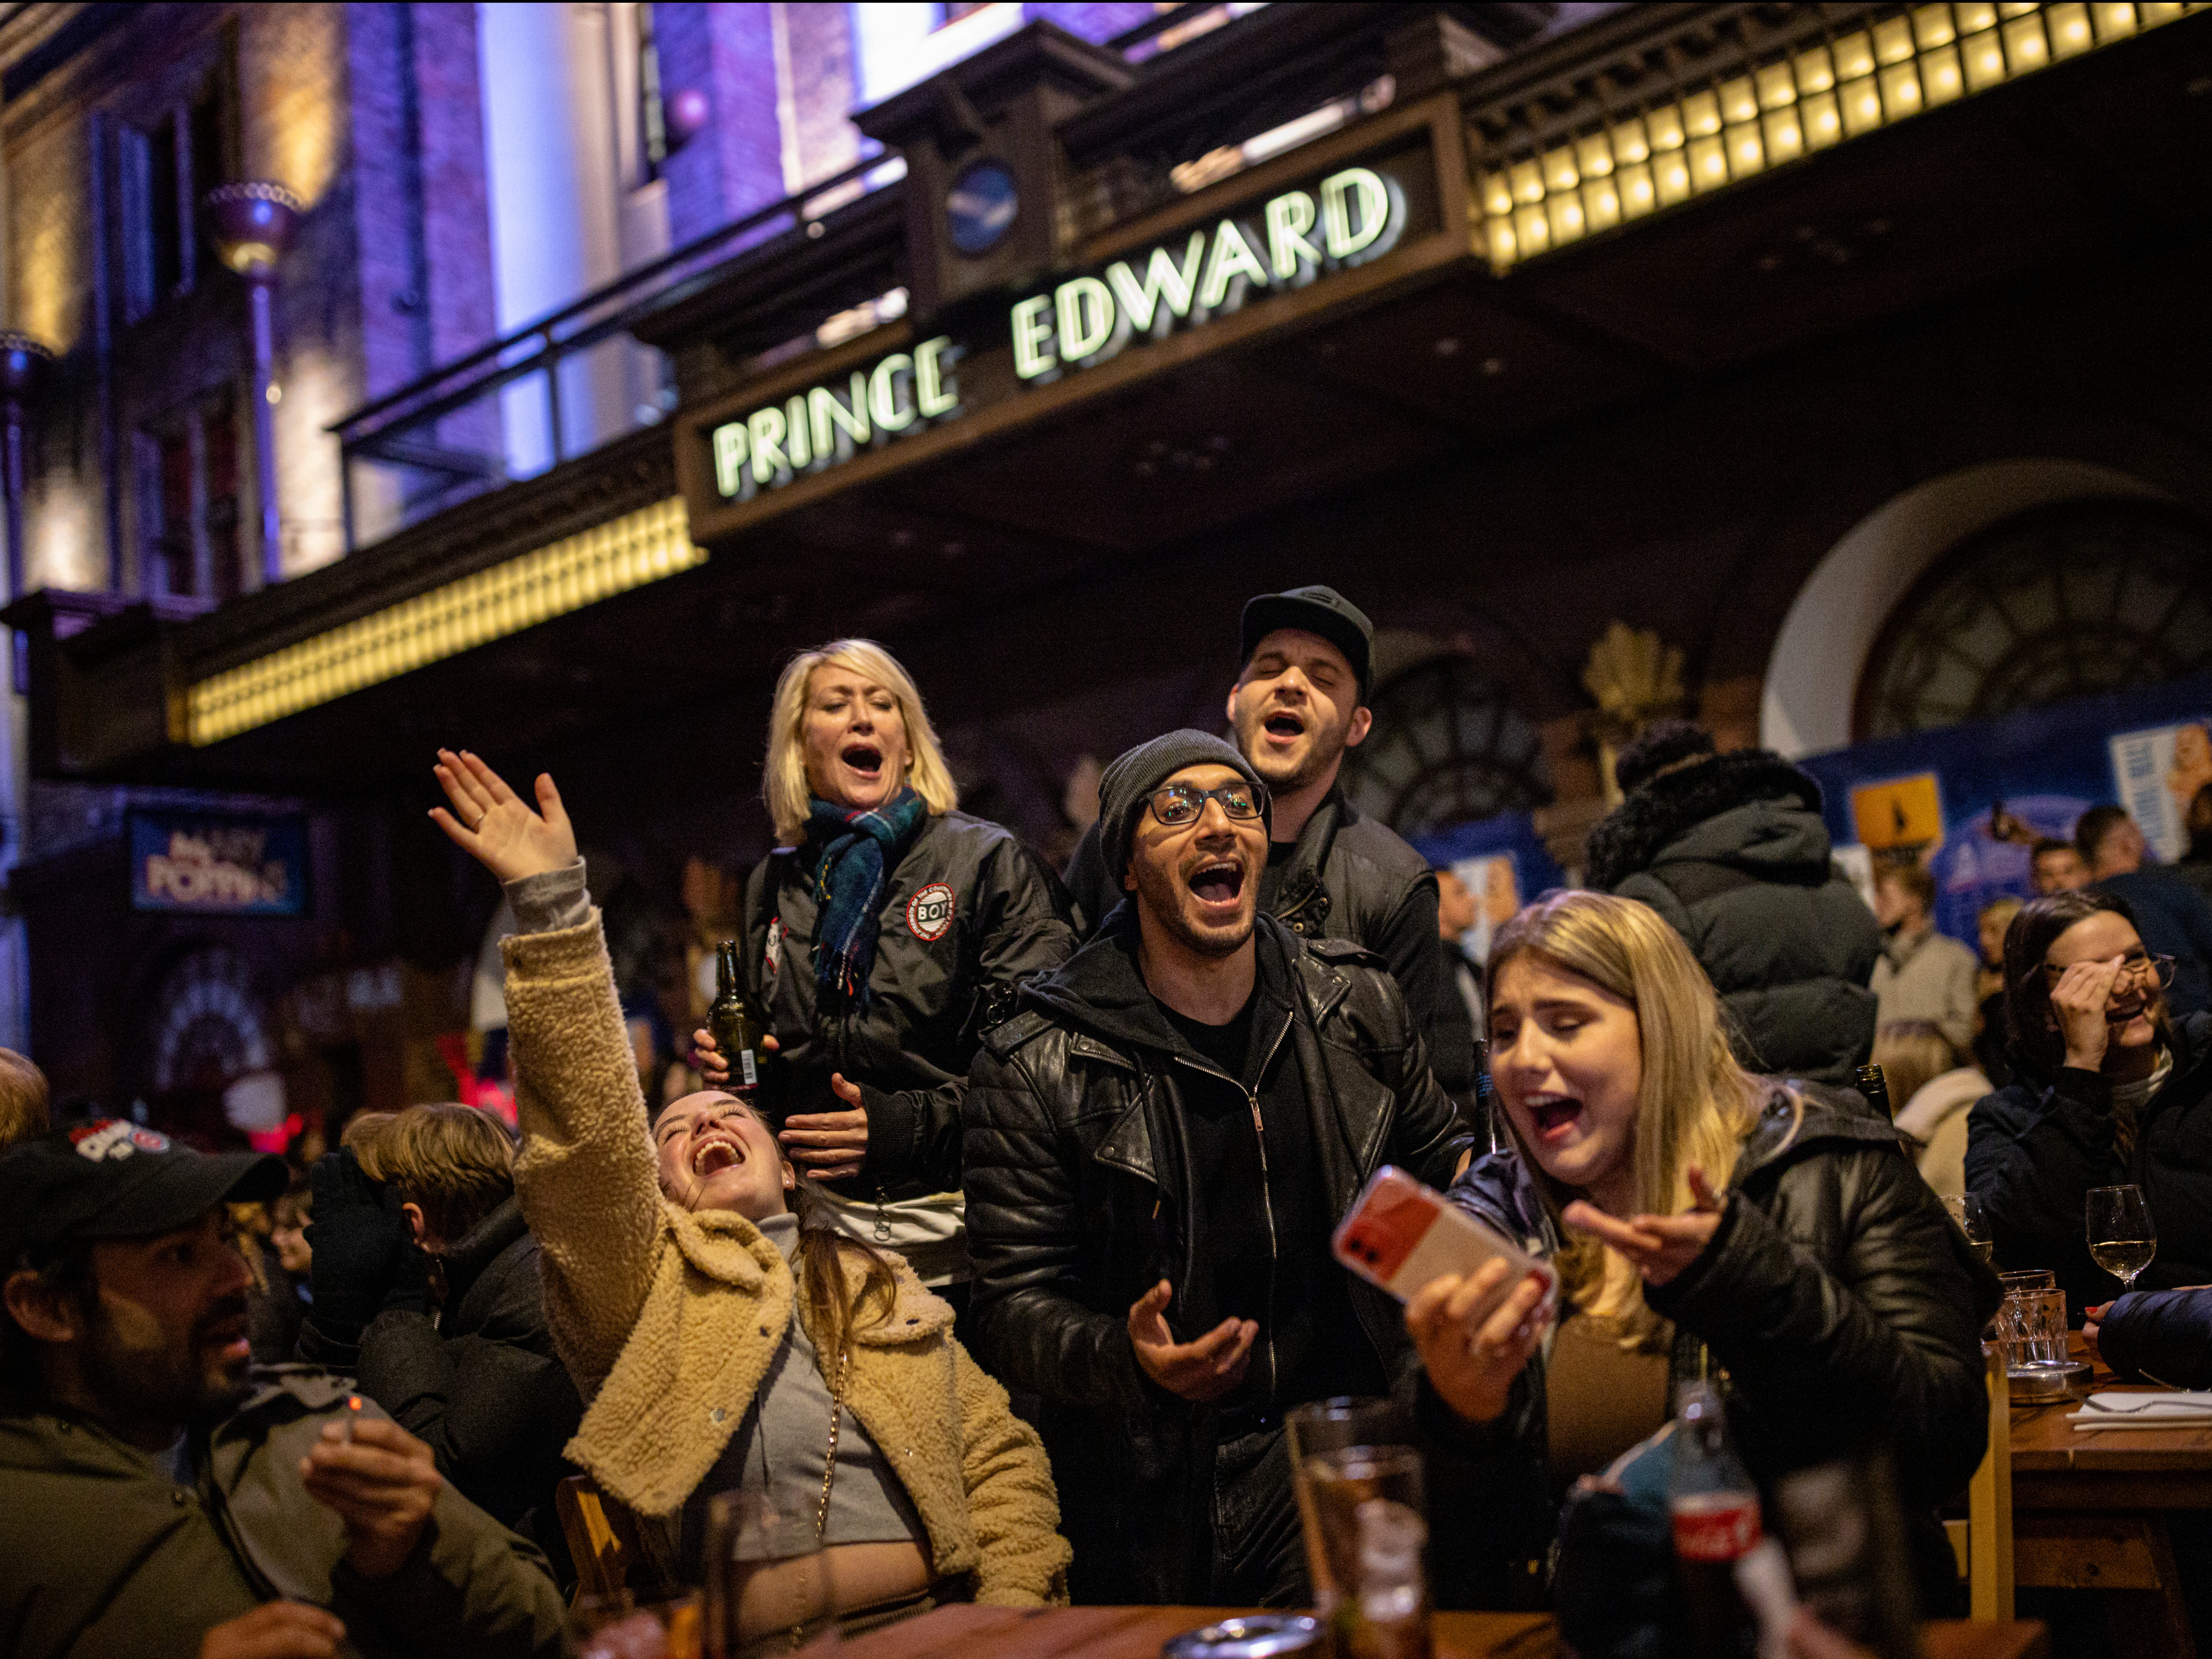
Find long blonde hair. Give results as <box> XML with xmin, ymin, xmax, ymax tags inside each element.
<box><xmin>762</xmin><ymin>639</ymin><xmax>958</xmax><ymax>846</ymax></box>
<box><xmin>1488</xmin><ymin>890</ymin><xmax>1766</xmax><ymax>1344</ymax></box>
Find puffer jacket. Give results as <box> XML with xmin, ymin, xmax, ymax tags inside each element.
<box><xmin>746</xmin><ymin>810</ymin><xmax>1077</xmax><ymax>1200</ymax></box>
<box><xmin>501</xmin><ymin>883</ymin><xmax>1068</xmax><ymax>1606</ymax></box>
<box><xmin>1063</xmin><ymin>783</ymin><xmax>1445</xmax><ymax>1035</ymax></box>
<box><xmin>961</xmin><ymin>912</ymin><xmax>1474</xmax><ymax>1603</ymax></box>
<box><xmin>353</xmin><ymin>1197</ymin><xmax>583</xmax><ymax>1583</ymax></box>
<box><xmin>2096</xmin><ymin>1285</ymin><xmax>2212</xmax><ymax>1385</ymax></box>
<box><xmin>1967</xmin><ymin>1011</ymin><xmax>2212</xmax><ymax>1317</ymax></box>
<box><xmin>1585</xmin><ymin>750</ymin><xmax>1881</xmax><ymax>1086</ymax></box>
<box><xmin>1440</xmin><ymin>1084</ymin><xmax>1998</xmax><ymax>1606</ymax></box>
<box><xmin>0</xmin><ymin>1371</ymin><xmax>566</xmax><ymax>1659</ymax></box>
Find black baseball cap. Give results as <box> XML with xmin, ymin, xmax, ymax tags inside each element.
<box><xmin>0</xmin><ymin>1119</ymin><xmax>286</xmax><ymax>1264</ymax></box>
<box><xmin>1239</xmin><ymin>585</ymin><xmax>1373</xmax><ymax>702</ymax></box>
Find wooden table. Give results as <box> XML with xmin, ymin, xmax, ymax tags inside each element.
<box><xmin>2006</xmin><ymin>1333</ymin><xmax>2211</xmax><ymax>1656</ymax></box>
<box><xmin>839</xmin><ymin>1603</ymin><xmax>2050</xmax><ymax>1659</ymax></box>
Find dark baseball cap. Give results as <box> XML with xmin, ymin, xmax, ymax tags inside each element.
<box><xmin>0</xmin><ymin>1119</ymin><xmax>286</xmax><ymax>1264</ymax></box>
<box><xmin>1239</xmin><ymin>585</ymin><xmax>1373</xmax><ymax>701</ymax></box>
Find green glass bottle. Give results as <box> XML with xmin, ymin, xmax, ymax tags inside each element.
<box><xmin>709</xmin><ymin>939</ymin><xmax>770</xmax><ymax>1094</ymax></box>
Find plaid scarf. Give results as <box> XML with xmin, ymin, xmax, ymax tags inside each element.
<box><xmin>807</xmin><ymin>786</ymin><xmax>928</xmax><ymax>1014</ymax></box>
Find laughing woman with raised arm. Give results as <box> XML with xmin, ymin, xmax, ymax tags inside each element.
<box><xmin>694</xmin><ymin>640</ymin><xmax>1077</xmax><ymax>1324</ymax></box>
<box><xmin>428</xmin><ymin>750</ymin><xmax>1068</xmax><ymax>1639</ymax></box>
<box><xmin>1406</xmin><ymin>890</ymin><xmax>1996</xmax><ymax>1619</ymax></box>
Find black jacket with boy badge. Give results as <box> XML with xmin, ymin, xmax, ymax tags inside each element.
<box><xmin>745</xmin><ymin>809</ymin><xmax>1077</xmax><ymax>1201</ymax></box>
<box><xmin>961</xmin><ymin>911</ymin><xmax>1473</xmax><ymax>1604</ymax></box>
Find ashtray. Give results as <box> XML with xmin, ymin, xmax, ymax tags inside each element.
<box><xmin>2008</xmin><ymin>1361</ymin><xmax>2092</xmax><ymax>1402</ymax></box>
<box><xmin>1162</xmin><ymin>1614</ymin><xmax>1322</xmax><ymax>1659</ymax></box>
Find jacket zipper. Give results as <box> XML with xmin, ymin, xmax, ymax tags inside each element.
<box><xmin>1175</xmin><ymin>1010</ymin><xmax>1295</xmax><ymax>1405</ymax></box>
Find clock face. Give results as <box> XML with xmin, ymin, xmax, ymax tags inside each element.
<box><xmin>946</xmin><ymin>160</ymin><xmax>1019</xmax><ymax>256</ymax></box>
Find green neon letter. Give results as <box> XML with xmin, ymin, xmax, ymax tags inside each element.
<box><xmin>1264</xmin><ymin>190</ymin><xmax>1322</xmax><ymax>278</ymax></box>
<box><xmin>1105</xmin><ymin>231</ymin><xmax>1206</xmax><ymax>331</ymax></box>
<box><xmin>915</xmin><ymin>336</ymin><xmax>958</xmax><ymax>416</ymax></box>
<box><xmin>712</xmin><ymin>422</ymin><xmax>748</xmax><ymax>497</ymax></box>
<box><xmin>1197</xmin><ymin>218</ymin><xmax>1271</xmax><ymax>309</ymax></box>
<box><xmin>869</xmin><ymin>353</ymin><xmax>915</xmax><ymax>430</ymax></box>
<box><xmin>1055</xmin><ymin>276</ymin><xmax>1115</xmax><ymax>363</ymax></box>
<box><xmin>1320</xmin><ymin>167</ymin><xmax>1392</xmax><ymax>259</ymax></box>
<box><xmin>1011</xmin><ymin>296</ymin><xmax>1056</xmax><ymax>379</ymax></box>
<box><xmin>809</xmin><ymin>373</ymin><xmax>872</xmax><ymax>459</ymax></box>
<box><xmin>784</xmin><ymin>396</ymin><xmax>814</xmax><ymax>468</ymax></box>
<box><xmin>747</xmin><ymin>405</ymin><xmax>788</xmax><ymax>480</ymax></box>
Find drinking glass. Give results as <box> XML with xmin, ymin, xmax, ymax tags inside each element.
<box><xmin>572</xmin><ymin>1591</ymin><xmax>704</xmax><ymax>1659</ymax></box>
<box><xmin>1999</xmin><ymin>1287</ymin><xmax>2070</xmax><ymax>1375</ymax></box>
<box><xmin>1943</xmin><ymin>1194</ymin><xmax>1993</xmax><ymax>1267</ymax></box>
<box><xmin>1996</xmin><ymin>1269</ymin><xmax>2055</xmax><ymax>1295</ymax></box>
<box><xmin>1287</xmin><ymin>1398</ymin><xmax>1412</xmax><ymax>1616</ymax></box>
<box><xmin>1302</xmin><ymin>1446</ymin><xmax>1426</xmax><ymax>1645</ymax></box>
<box><xmin>2086</xmin><ymin>1185</ymin><xmax>2157</xmax><ymax>1291</ymax></box>
<box><xmin>703</xmin><ymin>1491</ymin><xmax>838</xmax><ymax>1659</ymax></box>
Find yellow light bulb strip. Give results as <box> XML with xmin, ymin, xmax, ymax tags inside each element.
<box><xmin>1473</xmin><ymin>0</ymin><xmax>2197</xmax><ymax>273</ymax></box>
<box><xmin>185</xmin><ymin>496</ymin><xmax>706</xmax><ymax>747</ymax></box>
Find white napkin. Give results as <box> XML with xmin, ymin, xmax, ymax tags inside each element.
<box><xmin>2068</xmin><ymin>1390</ymin><xmax>2212</xmax><ymax>1429</ymax></box>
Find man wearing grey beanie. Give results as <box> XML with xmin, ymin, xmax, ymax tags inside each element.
<box><xmin>963</xmin><ymin>730</ymin><xmax>1475</xmax><ymax>1607</ymax></box>
<box><xmin>1062</xmin><ymin>586</ymin><xmax>1445</xmax><ymax>1042</ymax></box>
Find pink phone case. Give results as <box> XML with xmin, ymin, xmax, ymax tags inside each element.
<box><xmin>1332</xmin><ymin>1165</ymin><xmax>1556</xmax><ymax>1311</ymax></box>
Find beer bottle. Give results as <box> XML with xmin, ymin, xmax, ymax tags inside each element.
<box><xmin>1854</xmin><ymin>1063</ymin><xmax>1893</xmax><ymax>1121</ymax></box>
<box><xmin>709</xmin><ymin>940</ymin><xmax>770</xmax><ymax>1094</ymax></box>
<box><xmin>1668</xmin><ymin>1382</ymin><xmax>1765</xmax><ymax>1658</ymax></box>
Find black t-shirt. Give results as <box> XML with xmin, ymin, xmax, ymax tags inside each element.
<box><xmin>1160</xmin><ymin>973</ymin><xmax>1387</xmax><ymax>1420</ymax></box>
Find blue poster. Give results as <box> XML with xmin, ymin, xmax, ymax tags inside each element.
<box><xmin>128</xmin><ymin>811</ymin><xmax>309</xmax><ymax>917</ymax></box>
<box><xmin>1796</xmin><ymin>671</ymin><xmax>2212</xmax><ymax>947</ymax></box>
<box><xmin>1410</xmin><ymin>811</ymin><xmax>1568</xmax><ymax>966</ymax></box>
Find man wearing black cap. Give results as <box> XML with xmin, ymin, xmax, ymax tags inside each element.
<box><xmin>1063</xmin><ymin>585</ymin><xmax>1445</xmax><ymax>1035</ymax></box>
<box><xmin>0</xmin><ymin>1120</ymin><xmax>565</xmax><ymax>1659</ymax></box>
<box><xmin>965</xmin><ymin>731</ymin><xmax>1473</xmax><ymax>1606</ymax></box>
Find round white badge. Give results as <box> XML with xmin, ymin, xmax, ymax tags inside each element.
<box><xmin>906</xmin><ymin>882</ymin><xmax>955</xmax><ymax>942</ymax></box>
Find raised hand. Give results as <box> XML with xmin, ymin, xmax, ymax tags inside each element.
<box><xmin>299</xmin><ymin>1416</ymin><xmax>442</xmax><ymax>1580</ymax></box>
<box><xmin>198</xmin><ymin>1603</ymin><xmax>347</xmax><ymax>1659</ymax></box>
<box><xmin>427</xmin><ymin>749</ymin><xmax>576</xmax><ymax>884</ymax></box>
<box><xmin>1406</xmin><ymin>1258</ymin><xmax>1553</xmax><ymax>1425</ymax></box>
<box><xmin>2052</xmin><ymin>955</ymin><xmax>2126</xmax><ymax>1073</ymax></box>
<box><xmin>1127</xmin><ymin>1279</ymin><xmax>1256</xmax><ymax>1402</ymax></box>
<box><xmin>1564</xmin><ymin>1163</ymin><xmax>1727</xmax><ymax>1287</ymax></box>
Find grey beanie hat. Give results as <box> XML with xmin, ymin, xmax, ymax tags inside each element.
<box><xmin>1097</xmin><ymin>728</ymin><xmax>1270</xmax><ymax>888</ymax></box>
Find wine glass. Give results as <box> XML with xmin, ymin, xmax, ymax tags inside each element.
<box><xmin>1943</xmin><ymin>1193</ymin><xmax>1993</xmax><ymax>1267</ymax></box>
<box><xmin>2086</xmin><ymin>1184</ymin><xmax>2157</xmax><ymax>1292</ymax></box>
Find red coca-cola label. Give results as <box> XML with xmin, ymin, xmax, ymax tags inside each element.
<box><xmin>1670</xmin><ymin>1494</ymin><xmax>1762</xmax><ymax>1562</ymax></box>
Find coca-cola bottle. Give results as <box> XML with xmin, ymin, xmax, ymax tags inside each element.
<box><xmin>1668</xmin><ymin>1381</ymin><xmax>1764</xmax><ymax>1658</ymax></box>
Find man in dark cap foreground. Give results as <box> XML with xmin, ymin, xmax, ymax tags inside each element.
<box><xmin>0</xmin><ymin>1120</ymin><xmax>565</xmax><ymax>1659</ymax></box>
<box><xmin>1063</xmin><ymin>585</ymin><xmax>1445</xmax><ymax>1034</ymax></box>
<box><xmin>965</xmin><ymin>731</ymin><xmax>1474</xmax><ymax>1605</ymax></box>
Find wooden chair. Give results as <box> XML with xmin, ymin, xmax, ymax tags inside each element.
<box><xmin>1945</xmin><ymin>1346</ymin><xmax>2015</xmax><ymax>1620</ymax></box>
<box><xmin>556</xmin><ymin>1474</ymin><xmax>640</xmax><ymax>1604</ymax></box>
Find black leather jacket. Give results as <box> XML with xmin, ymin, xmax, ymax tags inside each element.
<box><xmin>1064</xmin><ymin>785</ymin><xmax>1445</xmax><ymax>1036</ymax></box>
<box><xmin>962</xmin><ymin>913</ymin><xmax>1474</xmax><ymax>1603</ymax></box>
<box><xmin>1440</xmin><ymin>1084</ymin><xmax>1999</xmax><ymax>1607</ymax></box>
<box><xmin>744</xmin><ymin>810</ymin><xmax>1077</xmax><ymax>1200</ymax></box>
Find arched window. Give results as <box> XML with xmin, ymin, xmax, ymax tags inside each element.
<box><xmin>1856</xmin><ymin>502</ymin><xmax>2212</xmax><ymax>739</ymax></box>
<box><xmin>1339</xmin><ymin>655</ymin><xmax>1551</xmax><ymax>835</ymax></box>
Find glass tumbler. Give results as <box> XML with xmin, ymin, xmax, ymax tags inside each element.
<box><xmin>1287</xmin><ymin>1398</ymin><xmax>1413</xmax><ymax>1616</ymax></box>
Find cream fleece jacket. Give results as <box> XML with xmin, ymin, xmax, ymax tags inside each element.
<box><xmin>500</xmin><ymin>910</ymin><xmax>1068</xmax><ymax>1606</ymax></box>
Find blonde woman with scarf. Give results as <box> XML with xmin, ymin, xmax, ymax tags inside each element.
<box><xmin>429</xmin><ymin>748</ymin><xmax>1068</xmax><ymax>1642</ymax></box>
<box><xmin>693</xmin><ymin>640</ymin><xmax>1077</xmax><ymax>1327</ymax></box>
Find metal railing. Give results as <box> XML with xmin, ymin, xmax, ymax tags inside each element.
<box><xmin>328</xmin><ymin>149</ymin><xmax>903</xmax><ymax>551</ymax></box>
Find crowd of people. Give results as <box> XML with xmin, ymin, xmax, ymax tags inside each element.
<box><xmin>5</xmin><ymin>579</ymin><xmax>2212</xmax><ymax>1656</ymax></box>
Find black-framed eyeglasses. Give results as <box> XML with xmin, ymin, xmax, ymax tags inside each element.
<box><xmin>1148</xmin><ymin>780</ymin><xmax>1266</xmax><ymax>827</ymax></box>
<box><xmin>2042</xmin><ymin>952</ymin><xmax>2176</xmax><ymax>989</ymax></box>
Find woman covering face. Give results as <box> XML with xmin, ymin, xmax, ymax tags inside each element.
<box><xmin>1968</xmin><ymin>890</ymin><xmax>2212</xmax><ymax>1317</ymax></box>
<box><xmin>693</xmin><ymin>639</ymin><xmax>1077</xmax><ymax>1318</ymax></box>
<box><xmin>1407</xmin><ymin>890</ymin><xmax>1995</xmax><ymax>1620</ymax></box>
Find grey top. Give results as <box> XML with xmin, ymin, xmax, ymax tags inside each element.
<box><xmin>500</xmin><ymin>861</ymin><xmax>927</xmax><ymax>1573</ymax></box>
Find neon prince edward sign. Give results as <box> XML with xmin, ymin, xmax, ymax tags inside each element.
<box><xmin>713</xmin><ymin>337</ymin><xmax>961</xmax><ymax>500</ymax></box>
<box><xmin>1011</xmin><ymin>165</ymin><xmax>1404</xmax><ymax>380</ymax></box>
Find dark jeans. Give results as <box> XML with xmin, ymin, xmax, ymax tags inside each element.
<box><xmin>1207</xmin><ymin>1424</ymin><xmax>1310</xmax><ymax>1608</ymax></box>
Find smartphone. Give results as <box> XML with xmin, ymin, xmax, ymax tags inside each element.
<box><xmin>1332</xmin><ymin>1165</ymin><xmax>1556</xmax><ymax>1313</ymax></box>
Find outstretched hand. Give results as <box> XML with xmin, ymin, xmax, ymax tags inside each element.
<box><xmin>1563</xmin><ymin>1165</ymin><xmax>1727</xmax><ymax>1288</ymax></box>
<box><xmin>428</xmin><ymin>749</ymin><xmax>576</xmax><ymax>884</ymax></box>
<box><xmin>1128</xmin><ymin>1279</ymin><xmax>1256</xmax><ymax>1402</ymax></box>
